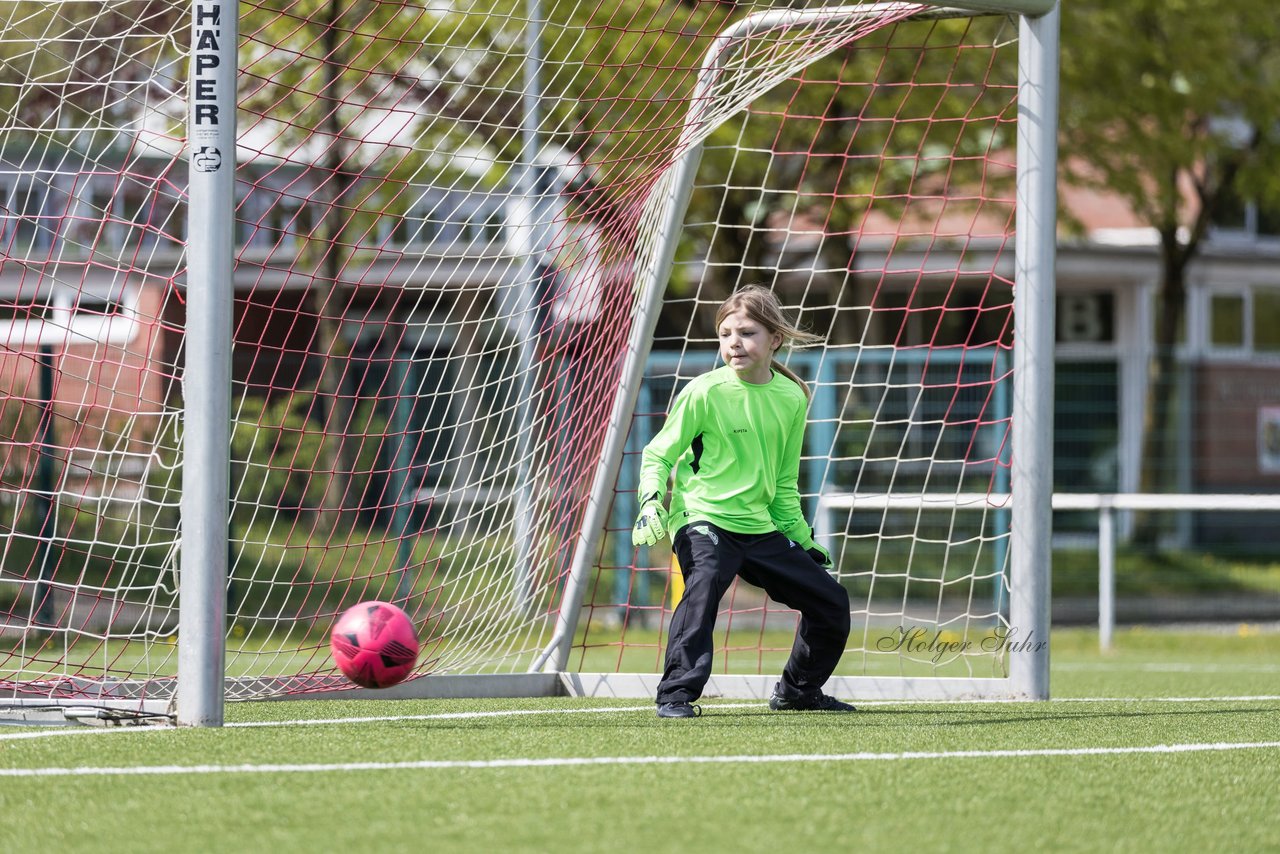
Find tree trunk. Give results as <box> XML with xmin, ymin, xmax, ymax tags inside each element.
<box><xmin>314</xmin><ymin>0</ymin><xmax>358</xmax><ymax>524</ymax></box>
<box><xmin>1132</xmin><ymin>231</ymin><xmax>1190</xmax><ymax>547</ymax></box>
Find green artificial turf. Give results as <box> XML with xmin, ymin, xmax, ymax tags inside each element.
<box><xmin>2</xmin><ymin>628</ymin><xmax>1277</xmax><ymax>853</ymax></box>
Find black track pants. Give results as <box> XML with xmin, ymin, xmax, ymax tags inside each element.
<box><xmin>655</xmin><ymin>522</ymin><xmax>851</xmax><ymax>705</ymax></box>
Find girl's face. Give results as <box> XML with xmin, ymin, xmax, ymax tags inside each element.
<box><xmin>718</xmin><ymin>308</ymin><xmax>783</xmax><ymax>384</ymax></box>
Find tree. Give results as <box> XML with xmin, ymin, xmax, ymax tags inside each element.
<box><xmin>0</xmin><ymin>1</ymin><xmax>182</xmax><ymax>131</ymax></box>
<box><xmin>684</xmin><ymin>14</ymin><xmax>1020</xmax><ymax>342</ymax></box>
<box><xmin>1059</xmin><ymin>1</ymin><xmax>1280</xmax><ymax>538</ymax></box>
<box><xmin>238</xmin><ymin>0</ymin><xmax>733</xmax><ymax>523</ymax></box>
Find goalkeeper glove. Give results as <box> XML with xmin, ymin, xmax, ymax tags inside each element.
<box><xmin>781</xmin><ymin>521</ymin><xmax>833</xmax><ymax>568</ymax></box>
<box><xmin>806</xmin><ymin>542</ymin><xmax>832</xmax><ymax>568</ymax></box>
<box><xmin>631</xmin><ymin>493</ymin><xmax>669</xmax><ymax>547</ymax></box>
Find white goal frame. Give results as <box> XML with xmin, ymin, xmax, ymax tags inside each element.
<box><xmin>528</xmin><ymin>1</ymin><xmax>1059</xmax><ymax>708</ymax></box>
<box><xmin>169</xmin><ymin>0</ymin><xmax>1059</xmax><ymax>724</ymax></box>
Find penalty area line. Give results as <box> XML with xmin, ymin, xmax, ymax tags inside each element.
<box><xmin>3</xmin><ymin>740</ymin><xmax>1280</xmax><ymax>778</ymax></box>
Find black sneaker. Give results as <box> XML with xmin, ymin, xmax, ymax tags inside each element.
<box><xmin>656</xmin><ymin>701</ymin><xmax>702</xmax><ymax>719</ymax></box>
<box><xmin>768</xmin><ymin>684</ymin><xmax>856</xmax><ymax>712</ymax></box>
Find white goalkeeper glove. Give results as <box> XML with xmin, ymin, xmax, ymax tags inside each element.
<box><xmin>631</xmin><ymin>492</ymin><xmax>669</xmax><ymax>547</ymax></box>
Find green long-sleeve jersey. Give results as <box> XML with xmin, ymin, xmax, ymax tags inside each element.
<box><xmin>637</xmin><ymin>364</ymin><xmax>813</xmax><ymax>545</ymax></box>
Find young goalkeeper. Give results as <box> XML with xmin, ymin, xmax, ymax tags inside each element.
<box><xmin>633</xmin><ymin>285</ymin><xmax>854</xmax><ymax>719</ymax></box>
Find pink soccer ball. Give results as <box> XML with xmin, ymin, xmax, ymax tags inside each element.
<box><xmin>329</xmin><ymin>601</ymin><xmax>420</xmax><ymax>689</ymax></box>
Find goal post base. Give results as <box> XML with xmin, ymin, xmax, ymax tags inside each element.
<box><xmin>255</xmin><ymin>673</ymin><xmax>566</xmax><ymax>702</ymax></box>
<box><xmin>253</xmin><ymin>672</ymin><xmax>1031</xmax><ymax>703</ymax></box>
<box><xmin>0</xmin><ymin>697</ymin><xmax>174</xmax><ymax>727</ymax></box>
<box><xmin>1</xmin><ymin>673</ymin><xmax>1035</xmax><ymax>725</ymax></box>
<box><xmin>563</xmin><ymin>673</ymin><xmax>1030</xmax><ymax>702</ymax></box>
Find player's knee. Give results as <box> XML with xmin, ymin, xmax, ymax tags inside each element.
<box><xmin>823</xmin><ymin>575</ymin><xmax>849</xmax><ymax>609</ymax></box>
<box><xmin>681</xmin><ymin>568</ymin><xmax>730</xmax><ymax>604</ymax></box>
<box><xmin>830</xmin><ymin>585</ymin><xmax>851</xmax><ymax>635</ymax></box>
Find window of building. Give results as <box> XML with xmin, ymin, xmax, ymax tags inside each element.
<box><xmin>1210</xmin><ymin>182</ymin><xmax>1280</xmax><ymax>243</ymax></box>
<box><xmin>1</xmin><ymin>180</ymin><xmax>46</xmax><ymax>251</ymax></box>
<box><xmin>259</xmin><ymin>190</ymin><xmax>307</xmax><ymax>250</ymax></box>
<box><xmin>1253</xmin><ymin>288</ymin><xmax>1280</xmax><ymax>352</ymax></box>
<box><xmin>1057</xmin><ymin>292</ymin><xmax>1114</xmax><ymax>344</ymax></box>
<box><xmin>73</xmin><ymin>295</ymin><xmax>126</xmax><ymax>317</ymax></box>
<box><xmin>1210</xmin><ymin>293</ymin><xmax>1246</xmax><ymax>348</ymax></box>
<box><xmin>1054</xmin><ymin>359</ymin><xmax>1119</xmax><ymax>533</ymax></box>
<box><xmin>0</xmin><ymin>293</ymin><xmax>55</xmax><ymax>322</ymax></box>
<box><xmin>0</xmin><ymin>285</ymin><xmax>137</xmax><ymax>346</ymax></box>
<box><xmin>874</xmin><ymin>284</ymin><xmax>1013</xmax><ymax>348</ymax></box>
<box><xmin>66</xmin><ymin>181</ymin><xmax>116</xmax><ymax>251</ymax></box>
<box><xmin>1205</xmin><ymin>286</ymin><xmax>1280</xmax><ymax>356</ymax></box>
<box><xmin>1259</xmin><ymin>202</ymin><xmax>1280</xmax><ymax>238</ymax></box>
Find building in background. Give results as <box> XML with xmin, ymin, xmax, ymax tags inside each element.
<box><xmin>4</xmin><ymin>147</ymin><xmax>1280</xmax><ymax>546</ymax></box>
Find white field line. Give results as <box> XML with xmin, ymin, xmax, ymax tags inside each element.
<box><xmin>0</xmin><ymin>703</ymin><xmax>681</xmax><ymax>742</ymax></box>
<box><xmin>3</xmin><ymin>740</ymin><xmax>1280</xmax><ymax>778</ymax></box>
<box><xmin>3</xmin><ymin>695</ymin><xmax>1279</xmax><ymax>743</ymax></box>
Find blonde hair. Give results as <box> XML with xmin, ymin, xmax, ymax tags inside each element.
<box><xmin>715</xmin><ymin>285</ymin><xmax>824</xmax><ymax>398</ymax></box>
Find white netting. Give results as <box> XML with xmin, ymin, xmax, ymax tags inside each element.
<box><xmin>1</xmin><ymin>1</ymin><xmax>1025</xmax><ymax>705</ymax></box>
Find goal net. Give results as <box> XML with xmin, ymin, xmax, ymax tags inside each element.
<box><xmin>0</xmin><ymin>0</ymin><xmax>1055</xmax><ymax>720</ymax></box>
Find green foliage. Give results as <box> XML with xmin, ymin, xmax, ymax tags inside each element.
<box><xmin>232</xmin><ymin>395</ymin><xmax>330</xmax><ymax>518</ymax></box>
<box><xmin>1060</xmin><ymin>1</ymin><xmax>1280</xmax><ymax>229</ymax></box>
<box><xmin>0</xmin><ymin>399</ymin><xmax>177</xmax><ymax>614</ymax></box>
<box><xmin>225</xmin><ymin>518</ymin><xmax>510</xmax><ymax>626</ymax></box>
<box><xmin>229</xmin><ymin>393</ymin><xmax>386</xmax><ymax>521</ymax></box>
<box><xmin>0</xmin><ymin>395</ymin><xmax>39</xmax><ymax>487</ymax></box>
<box><xmin>0</xmin><ymin>1</ymin><xmax>183</xmax><ymax>131</ymax></box>
<box><xmin>1053</xmin><ymin>547</ymin><xmax>1280</xmax><ymax>598</ymax></box>
<box><xmin>696</xmin><ymin>16</ymin><xmax>1018</xmax><ymax>233</ymax></box>
<box><xmin>239</xmin><ymin>0</ymin><xmax>727</xmax><ymax>190</ymax></box>
<box><xmin>667</xmin><ymin>14</ymin><xmax>1022</xmax><ymax>326</ymax></box>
